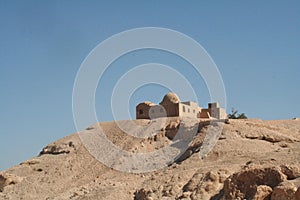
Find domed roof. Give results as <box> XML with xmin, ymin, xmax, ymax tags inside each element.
<box><xmin>138</xmin><ymin>101</ymin><xmax>155</xmax><ymax>106</ymax></box>
<box><xmin>160</xmin><ymin>92</ymin><xmax>180</xmax><ymax>104</ymax></box>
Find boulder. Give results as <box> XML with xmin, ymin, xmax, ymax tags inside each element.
<box><xmin>271</xmin><ymin>181</ymin><xmax>297</xmax><ymax>200</ymax></box>
<box><xmin>253</xmin><ymin>185</ymin><xmax>272</xmax><ymax>200</ymax></box>
<box><xmin>222</xmin><ymin>166</ymin><xmax>286</xmax><ymax>199</ymax></box>
<box><xmin>40</xmin><ymin>141</ymin><xmax>75</xmax><ymax>155</ymax></box>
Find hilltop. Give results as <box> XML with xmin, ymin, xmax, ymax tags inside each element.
<box><xmin>1</xmin><ymin>118</ymin><xmax>300</xmax><ymax>199</ymax></box>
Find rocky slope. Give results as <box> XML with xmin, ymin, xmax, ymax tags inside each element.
<box><xmin>1</xmin><ymin>118</ymin><xmax>300</xmax><ymax>200</ymax></box>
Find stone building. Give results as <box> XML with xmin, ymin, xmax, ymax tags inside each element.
<box><xmin>136</xmin><ymin>92</ymin><xmax>227</xmax><ymax>120</ymax></box>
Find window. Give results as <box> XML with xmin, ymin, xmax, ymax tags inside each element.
<box><xmin>139</xmin><ymin>109</ymin><xmax>143</xmax><ymax>115</ymax></box>
<box><xmin>183</xmin><ymin>106</ymin><xmax>185</xmax><ymax>112</ymax></box>
<box><xmin>193</xmin><ymin>109</ymin><xmax>195</xmax><ymax>113</ymax></box>
<box><xmin>188</xmin><ymin>108</ymin><xmax>190</xmax><ymax>113</ymax></box>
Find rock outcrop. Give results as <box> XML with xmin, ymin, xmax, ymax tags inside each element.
<box><xmin>220</xmin><ymin>164</ymin><xmax>300</xmax><ymax>200</ymax></box>
<box><xmin>1</xmin><ymin>118</ymin><xmax>300</xmax><ymax>199</ymax></box>
<box><xmin>0</xmin><ymin>173</ymin><xmax>22</xmax><ymax>192</ymax></box>
<box><xmin>39</xmin><ymin>141</ymin><xmax>76</xmax><ymax>155</ymax></box>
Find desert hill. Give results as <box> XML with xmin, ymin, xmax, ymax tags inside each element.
<box><xmin>1</xmin><ymin>118</ymin><xmax>300</xmax><ymax>200</ymax></box>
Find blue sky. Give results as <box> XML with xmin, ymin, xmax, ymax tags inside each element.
<box><xmin>0</xmin><ymin>1</ymin><xmax>299</xmax><ymax>171</ymax></box>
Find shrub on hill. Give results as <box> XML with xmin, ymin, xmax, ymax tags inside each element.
<box><xmin>228</xmin><ymin>108</ymin><xmax>247</xmax><ymax>119</ymax></box>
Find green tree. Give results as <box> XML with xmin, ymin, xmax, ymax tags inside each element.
<box><xmin>228</xmin><ymin>108</ymin><xmax>247</xmax><ymax>119</ymax></box>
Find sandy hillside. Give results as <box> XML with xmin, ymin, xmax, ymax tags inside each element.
<box><xmin>1</xmin><ymin>118</ymin><xmax>300</xmax><ymax>200</ymax></box>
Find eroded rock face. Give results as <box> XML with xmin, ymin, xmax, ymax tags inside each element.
<box><xmin>271</xmin><ymin>181</ymin><xmax>298</xmax><ymax>200</ymax></box>
<box><xmin>165</xmin><ymin>120</ymin><xmax>180</xmax><ymax>140</ymax></box>
<box><xmin>134</xmin><ymin>188</ymin><xmax>148</xmax><ymax>200</ymax></box>
<box><xmin>0</xmin><ymin>174</ymin><xmax>22</xmax><ymax>192</ymax></box>
<box><xmin>181</xmin><ymin>170</ymin><xmax>229</xmax><ymax>200</ymax></box>
<box><xmin>295</xmin><ymin>187</ymin><xmax>300</xmax><ymax>199</ymax></box>
<box><xmin>221</xmin><ymin>165</ymin><xmax>300</xmax><ymax>200</ymax></box>
<box><xmin>222</xmin><ymin>166</ymin><xmax>286</xmax><ymax>199</ymax></box>
<box><xmin>280</xmin><ymin>164</ymin><xmax>300</xmax><ymax>180</ymax></box>
<box><xmin>0</xmin><ymin>175</ymin><xmax>5</xmax><ymax>192</ymax></box>
<box><xmin>134</xmin><ymin>184</ymin><xmax>180</xmax><ymax>200</ymax></box>
<box><xmin>253</xmin><ymin>185</ymin><xmax>273</xmax><ymax>200</ymax></box>
<box><xmin>39</xmin><ymin>141</ymin><xmax>75</xmax><ymax>155</ymax></box>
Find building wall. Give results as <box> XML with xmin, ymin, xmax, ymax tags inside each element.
<box><xmin>178</xmin><ymin>102</ymin><xmax>199</xmax><ymax>118</ymax></box>
<box><xmin>136</xmin><ymin>94</ymin><xmax>227</xmax><ymax>120</ymax></box>
<box><xmin>199</xmin><ymin>108</ymin><xmax>210</xmax><ymax>118</ymax></box>
<box><xmin>149</xmin><ymin>105</ymin><xmax>168</xmax><ymax>119</ymax></box>
<box><xmin>210</xmin><ymin>107</ymin><xmax>221</xmax><ymax>119</ymax></box>
<box><xmin>160</xmin><ymin>102</ymin><xmax>179</xmax><ymax>117</ymax></box>
<box><xmin>136</xmin><ymin>102</ymin><xmax>179</xmax><ymax>119</ymax></box>
<box><xmin>217</xmin><ymin>108</ymin><xmax>227</xmax><ymax>119</ymax></box>
<box><xmin>136</xmin><ymin>103</ymin><xmax>152</xmax><ymax>119</ymax></box>
<box><xmin>208</xmin><ymin>102</ymin><xmax>227</xmax><ymax>119</ymax></box>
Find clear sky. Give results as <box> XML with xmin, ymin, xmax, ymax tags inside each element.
<box><xmin>0</xmin><ymin>1</ymin><xmax>299</xmax><ymax>171</ymax></box>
